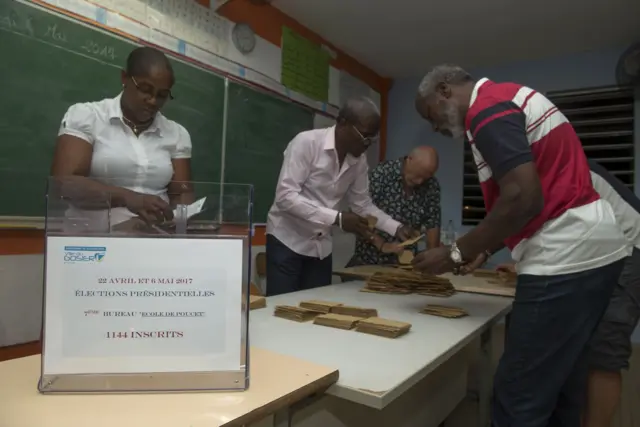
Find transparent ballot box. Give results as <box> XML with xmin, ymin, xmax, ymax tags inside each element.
<box><xmin>40</xmin><ymin>177</ymin><xmax>253</xmax><ymax>393</ymax></box>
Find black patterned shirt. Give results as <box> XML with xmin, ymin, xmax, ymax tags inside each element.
<box><xmin>353</xmin><ymin>158</ymin><xmax>441</xmax><ymax>265</ymax></box>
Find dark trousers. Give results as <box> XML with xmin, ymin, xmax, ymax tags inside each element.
<box><xmin>492</xmin><ymin>260</ymin><xmax>623</xmax><ymax>427</ymax></box>
<box><xmin>265</xmin><ymin>234</ymin><xmax>333</xmax><ymax>296</ymax></box>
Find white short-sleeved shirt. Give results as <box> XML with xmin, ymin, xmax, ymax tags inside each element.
<box><xmin>589</xmin><ymin>160</ymin><xmax>640</xmax><ymax>249</ymax></box>
<box><xmin>58</xmin><ymin>93</ymin><xmax>192</xmax><ymax>226</ymax></box>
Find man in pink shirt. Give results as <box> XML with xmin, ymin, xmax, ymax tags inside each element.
<box><xmin>265</xmin><ymin>97</ymin><xmax>417</xmax><ymax>296</ymax></box>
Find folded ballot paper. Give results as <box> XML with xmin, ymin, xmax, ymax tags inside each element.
<box><xmin>355</xmin><ymin>317</ymin><xmax>412</xmax><ymax>338</ymax></box>
<box><xmin>274</xmin><ymin>305</ymin><xmax>321</xmax><ymax>322</ymax></box>
<box><xmin>420</xmin><ymin>304</ymin><xmax>468</xmax><ymax>319</ymax></box>
<box><xmin>329</xmin><ymin>305</ymin><xmax>378</xmax><ymax>318</ymax></box>
<box><xmin>173</xmin><ymin>197</ymin><xmax>207</xmax><ymax>220</ymax></box>
<box><xmin>313</xmin><ymin>313</ymin><xmax>362</xmax><ymax>330</ymax></box>
<box><xmin>299</xmin><ymin>300</ymin><xmax>343</xmax><ymax>313</ymax></box>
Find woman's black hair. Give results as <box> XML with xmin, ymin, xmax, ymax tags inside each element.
<box><xmin>125</xmin><ymin>46</ymin><xmax>175</xmax><ymax>83</ymax></box>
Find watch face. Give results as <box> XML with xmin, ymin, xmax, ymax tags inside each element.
<box><xmin>450</xmin><ymin>249</ymin><xmax>463</xmax><ymax>263</ymax></box>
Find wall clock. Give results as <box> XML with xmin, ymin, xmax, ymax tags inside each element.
<box><xmin>232</xmin><ymin>23</ymin><xmax>256</xmax><ymax>54</ymax></box>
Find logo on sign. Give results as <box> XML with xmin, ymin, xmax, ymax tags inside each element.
<box><xmin>63</xmin><ymin>246</ymin><xmax>106</xmax><ymax>263</ymax></box>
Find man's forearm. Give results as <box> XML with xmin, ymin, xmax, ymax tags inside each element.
<box><xmin>487</xmin><ymin>242</ymin><xmax>506</xmax><ymax>255</ymax></box>
<box><xmin>276</xmin><ymin>192</ymin><xmax>338</xmax><ymax>226</ymax></box>
<box><xmin>350</xmin><ymin>203</ymin><xmax>401</xmax><ymax>236</ymax></box>
<box><xmin>456</xmin><ymin>182</ymin><xmax>541</xmax><ymax>261</ymax></box>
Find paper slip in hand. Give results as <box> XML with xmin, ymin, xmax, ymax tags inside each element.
<box><xmin>173</xmin><ymin>197</ymin><xmax>206</xmax><ymax>220</ymax></box>
<box><xmin>398</xmin><ymin>250</ymin><xmax>413</xmax><ymax>265</ymax></box>
<box><xmin>366</xmin><ymin>215</ymin><xmax>378</xmax><ymax>229</ymax></box>
<box><xmin>398</xmin><ymin>234</ymin><xmax>425</xmax><ymax>247</ymax></box>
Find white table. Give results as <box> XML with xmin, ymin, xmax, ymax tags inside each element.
<box><xmin>250</xmin><ymin>280</ymin><xmax>513</xmax><ymax>427</ymax></box>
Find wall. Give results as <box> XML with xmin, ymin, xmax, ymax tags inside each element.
<box><xmin>386</xmin><ymin>44</ymin><xmax>640</xmax><ymax>341</ymax></box>
<box><xmin>0</xmin><ymin>0</ymin><xmax>390</xmax><ymax>347</ymax></box>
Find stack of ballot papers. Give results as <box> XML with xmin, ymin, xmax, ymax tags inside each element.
<box><xmin>473</xmin><ymin>268</ymin><xmax>517</xmax><ymax>286</ymax></box>
<box><xmin>471</xmin><ymin>268</ymin><xmax>499</xmax><ymax>278</ymax></box>
<box><xmin>355</xmin><ymin>317</ymin><xmax>412</xmax><ymax>338</ymax></box>
<box><xmin>496</xmin><ymin>270</ymin><xmax>517</xmax><ymax>285</ymax></box>
<box><xmin>420</xmin><ymin>304</ymin><xmax>468</xmax><ymax>318</ymax></box>
<box><xmin>273</xmin><ymin>305</ymin><xmax>321</xmax><ymax>322</ymax></box>
<box><xmin>299</xmin><ymin>300</ymin><xmax>343</xmax><ymax>313</ymax></box>
<box><xmin>330</xmin><ymin>305</ymin><xmax>378</xmax><ymax>318</ymax></box>
<box><xmin>313</xmin><ymin>313</ymin><xmax>362</xmax><ymax>330</ymax></box>
<box><xmin>363</xmin><ymin>270</ymin><xmax>455</xmax><ymax>296</ymax></box>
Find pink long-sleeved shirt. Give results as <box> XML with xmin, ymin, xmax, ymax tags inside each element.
<box><xmin>266</xmin><ymin>126</ymin><xmax>401</xmax><ymax>259</ymax></box>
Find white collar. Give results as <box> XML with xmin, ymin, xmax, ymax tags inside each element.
<box><xmin>469</xmin><ymin>77</ymin><xmax>490</xmax><ymax>108</ymax></box>
<box><xmin>109</xmin><ymin>93</ymin><xmax>164</xmax><ymax>135</ymax></box>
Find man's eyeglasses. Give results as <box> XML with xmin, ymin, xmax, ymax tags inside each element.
<box><xmin>131</xmin><ymin>76</ymin><xmax>174</xmax><ymax>102</ymax></box>
<box><xmin>352</xmin><ymin>125</ymin><xmax>379</xmax><ymax>147</ymax></box>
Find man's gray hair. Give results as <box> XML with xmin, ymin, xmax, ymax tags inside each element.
<box><xmin>337</xmin><ymin>96</ymin><xmax>380</xmax><ymax>124</ymax></box>
<box><xmin>417</xmin><ymin>64</ymin><xmax>474</xmax><ymax>99</ymax></box>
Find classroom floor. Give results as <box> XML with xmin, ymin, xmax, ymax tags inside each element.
<box><xmin>446</xmin><ymin>324</ymin><xmax>640</xmax><ymax>427</ymax></box>
<box><xmin>2</xmin><ymin>327</ymin><xmax>638</xmax><ymax>426</ymax></box>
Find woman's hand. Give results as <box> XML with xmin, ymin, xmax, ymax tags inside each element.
<box><xmin>125</xmin><ymin>193</ymin><xmax>173</xmax><ymax>224</ymax></box>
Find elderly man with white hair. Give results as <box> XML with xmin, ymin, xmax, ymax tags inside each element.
<box><xmin>265</xmin><ymin>97</ymin><xmax>419</xmax><ymax>296</ymax></box>
<box><xmin>412</xmin><ymin>64</ymin><xmax>629</xmax><ymax>427</ymax></box>
<box><xmin>346</xmin><ymin>145</ymin><xmax>441</xmax><ymax>268</ymax></box>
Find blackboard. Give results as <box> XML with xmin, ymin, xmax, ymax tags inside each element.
<box><xmin>0</xmin><ymin>0</ymin><xmax>224</xmax><ymax>216</ymax></box>
<box><xmin>225</xmin><ymin>82</ymin><xmax>314</xmax><ymax>222</ymax></box>
<box><xmin>0</xmin><ymin>0</ymin><xmax>315</xmax><ymax>223</ymax></box>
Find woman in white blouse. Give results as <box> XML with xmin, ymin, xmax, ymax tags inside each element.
<box><xmin>51</xmin><ymin>46</ymin><xmax>193</xmax><ymax>227</ymax></box>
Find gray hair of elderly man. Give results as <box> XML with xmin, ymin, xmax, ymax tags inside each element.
<box><xmin>337</xmin><ymin>96</ymin><xmax>380</xmax><ymax>125</ymax></box>
<box><xmin>416</xmin><ymin>64</ymin><xmax>475</xmax><ymax>99</ymax></box>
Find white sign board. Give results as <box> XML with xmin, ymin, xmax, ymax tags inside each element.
<box><xmin>43</xmin><ymin>236</ymin><xmax>244</xmax><ymax>375</ymax></box>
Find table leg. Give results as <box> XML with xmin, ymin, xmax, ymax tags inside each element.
<box><xmin>271</xmin><ymin>390</ymin><xmax>326</xmax><ymax>427</ymax></box>
<box><xmin>478</xmin><ymin>327</ymin><xmax>493</xmax><ymax>427</ymax></box>
<box><xmin>272</xmin><ymin>408</ymin><xmax>290</xmax><ymax>427</ymax></box>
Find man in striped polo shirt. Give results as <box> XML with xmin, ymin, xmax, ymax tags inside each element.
<box><xmin>412</xmin><ymin>64</ymin><xmax>630</xmax><ymax>426</ymax></box>
<box><xmin>496</xmin><ymin>159</ymin><xmax>640</xmax><ymax>427</ymax></box>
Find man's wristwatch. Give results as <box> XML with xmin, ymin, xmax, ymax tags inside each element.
<box><xmin>450</xmin><ymin>242</ymin><xmax>464</xmax><ymax>264</ymax></box>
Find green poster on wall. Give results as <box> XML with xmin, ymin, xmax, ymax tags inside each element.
<box><xmin>280</xmin><ymin>26</ymin><xmax>330</xmax><ymax>102</ymax></box>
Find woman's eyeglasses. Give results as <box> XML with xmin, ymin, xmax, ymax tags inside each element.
<box><xmin>131</xmin><ymin>76</ymin><xmax>174</xmax><ymax>102</ymax></box>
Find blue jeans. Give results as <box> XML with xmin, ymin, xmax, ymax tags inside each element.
<box><xmin>493</xmin><ymin>260</ymin><xmax>623</xmax><ymax>427</ymax></box>
<box><xmin>265</xmin><ymin>234</ymin><xmax>333</xmax><ymax>296</ymax></box>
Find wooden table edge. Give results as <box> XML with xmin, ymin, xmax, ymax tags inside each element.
<box><xmin>226</xmin><ymin>369</ymin><xmax>339</xmax><ymax>426</ymax></box>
